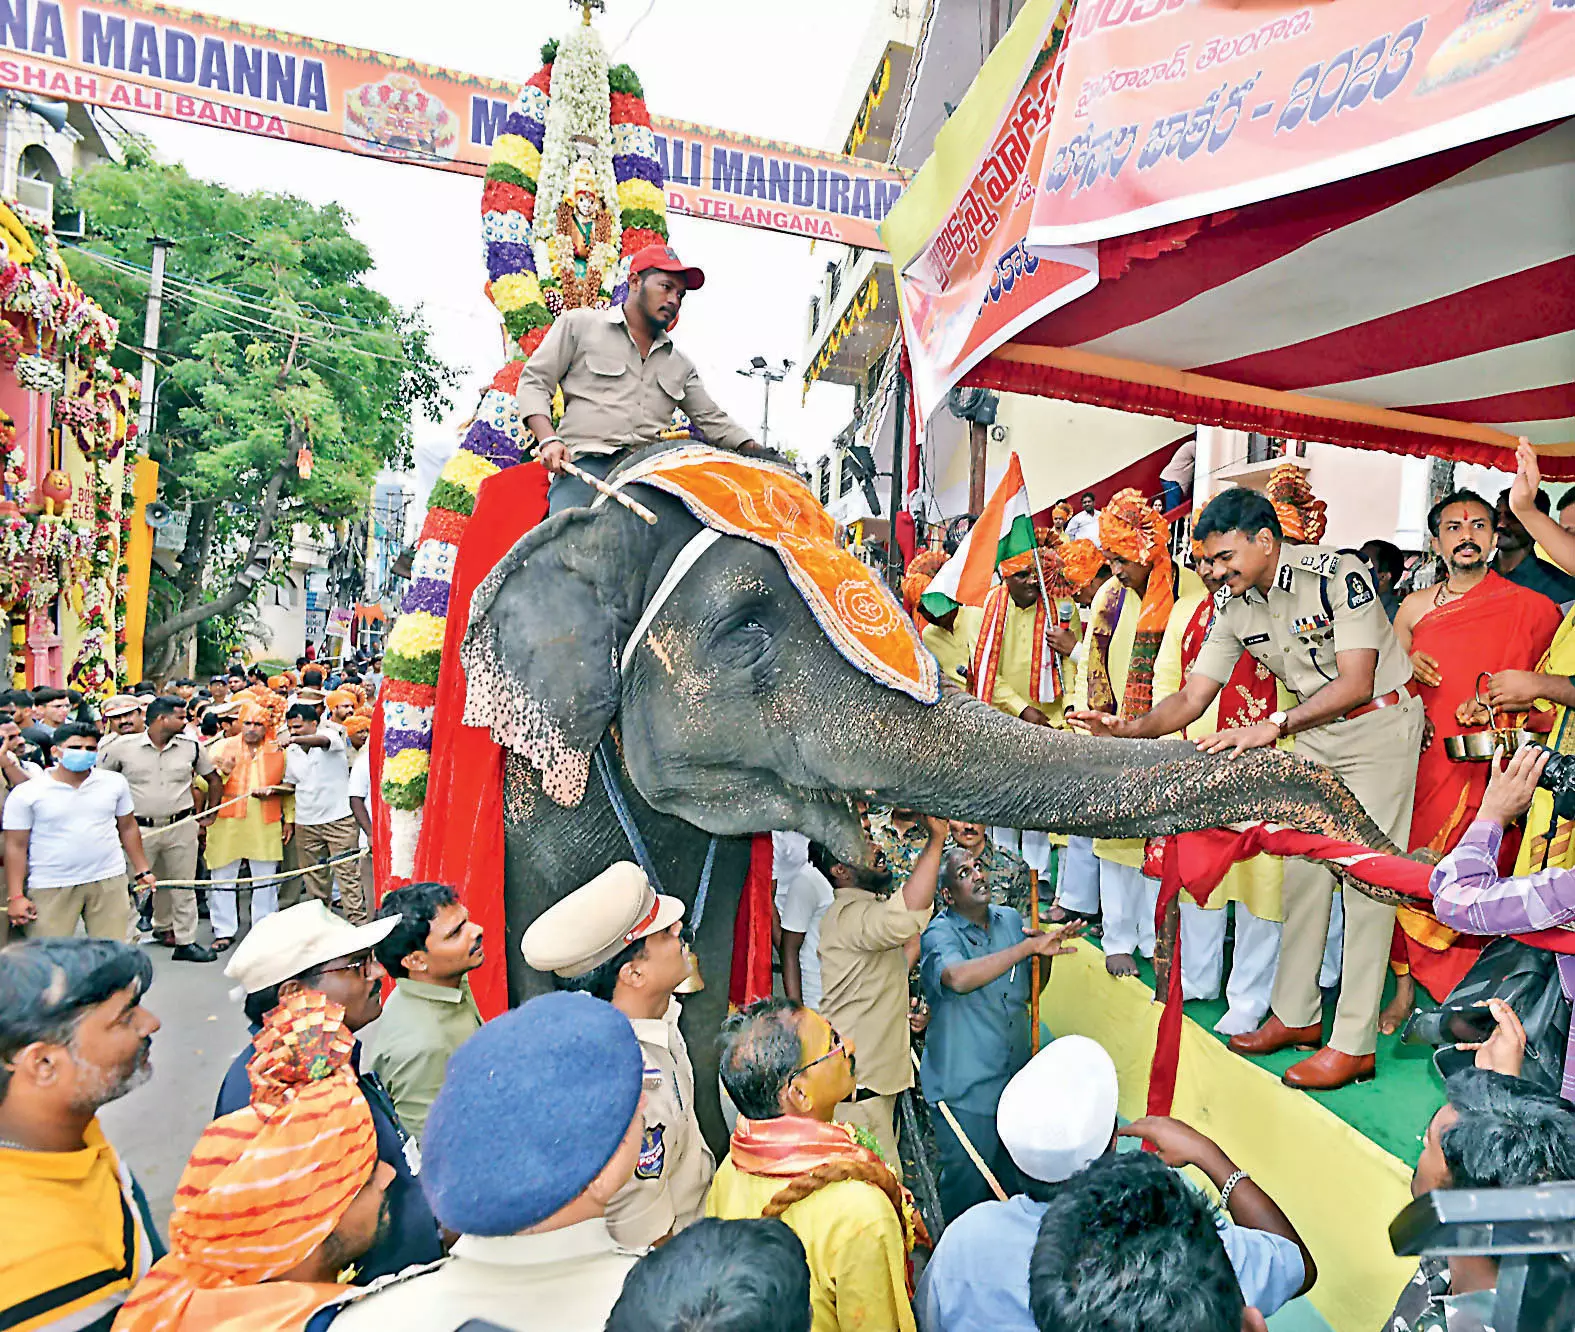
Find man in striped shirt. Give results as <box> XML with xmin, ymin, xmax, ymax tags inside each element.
<box><xmin>0</xmin><ymin>939</ymin><xmax>163</xmax><ymax>1331</ymax></box>
<box><xmin>1429</xmin><ymin>744</ymin><xmax>1575</xmax><ymax>1103</ymax></box>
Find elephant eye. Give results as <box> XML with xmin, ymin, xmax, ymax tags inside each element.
<box><xmin>711</xmin><ymin>605</ymin><xmax>774</xmax><ymax>668</ymax></box>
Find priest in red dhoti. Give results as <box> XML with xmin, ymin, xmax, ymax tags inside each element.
<box><xmin>1382</xmin><ymin>487</ymin><xmax>1564</xmax><ymax>1030</ymax></box>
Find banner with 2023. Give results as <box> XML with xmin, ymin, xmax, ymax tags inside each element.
<box><xmin>1028</xmin><ymin>0</ymin><xmax>1575</xmax><ymax>247</ymax></box>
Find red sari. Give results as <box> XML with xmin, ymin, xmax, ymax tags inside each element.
<box><xmin>1400</xmin><ymin>571</ymin><xmax>1564</xmax><ymax>998</ymax></box>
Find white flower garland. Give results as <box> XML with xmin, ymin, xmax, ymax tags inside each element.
<box><xmin>533</xmin><ymin>23</ymin><xmax>623</xmax><ymax>301</ymax></box>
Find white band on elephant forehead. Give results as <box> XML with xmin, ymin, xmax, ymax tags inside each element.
<box><xmin>620</xmin><ymin>528</ymin><xmax>721</xmax><ymax>675</ymax></box>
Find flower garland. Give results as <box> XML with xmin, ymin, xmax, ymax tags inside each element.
<box><xmin>381</xmin><ymin>28</ymin><xmax>668</xmax><ymax>876</ymax></box>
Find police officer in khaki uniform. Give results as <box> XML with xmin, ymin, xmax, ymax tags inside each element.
<box><xmin>1076</xmin><ymin>488</ymin><xmax>1423</xmax><ymax>1090</ymax></box>
<box><xmin>100</xmin><ymin>695</ymin><xmax>223</xmax><ymax>962</ymax></box>
<box><xmin>100</xmin><ymin>694</ymin><xmax>146</xmax><ymax>736</ymax></box>
<box><xmin>520</xmin><ymin>862</ymin><xmax>716</xmax><ymax>1248</ymax></box>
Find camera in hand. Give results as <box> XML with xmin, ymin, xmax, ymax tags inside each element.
<box><xmin>1527</xmin><ymin>742</ymin><xmax>1575</xmax><ymax>821</ymax></box>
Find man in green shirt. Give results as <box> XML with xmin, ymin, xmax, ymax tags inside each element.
<box><xmin>368</xmin><ymin>882</ymin><xmax>486</xmax><ymax>1142</ymax></box>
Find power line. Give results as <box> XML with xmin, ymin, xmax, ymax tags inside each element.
<box><xmin>67</xmin><ymin>246</ymin><xmax>416</xmax><ymax>367</ymax></box>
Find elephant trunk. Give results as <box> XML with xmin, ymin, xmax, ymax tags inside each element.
<box><xmin>823</xmin><ymin>692</ymin><xmax>1399</xmax><ymax>853</ymax></box>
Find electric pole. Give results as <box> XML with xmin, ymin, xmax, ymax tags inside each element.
<box><xmin>737</xmin><ymin>356</ymin><xmax>792</xmax><ymax>450</ymax></box>
<box><xmin>136</xmin><ymin>235</ymin><xmax>172</xmax><ymax>446</ymax></box>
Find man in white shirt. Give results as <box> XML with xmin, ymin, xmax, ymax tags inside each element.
<box><xmin>1063</xmin><ymin>492</ymin><xmax>1099</xmax><ymax>544</ymax></box>
<box><xmin>280</xmin><ymin>703</ymin><xmax>365</xmax><ymax>922</ymax></box>
<box><xmin>347</xmin><ymin>740</ymin><xmax>374</xmax><ymax>922</ymax></box>
<box><xmin>772</xmin><ymin>831</ymin><xmax>834</xmax><ymax>1011</ymax></box>
<box><xmin>3</xmin><ymin>723</ymin><xmax>156</xmax><ymax>941</ymax></box>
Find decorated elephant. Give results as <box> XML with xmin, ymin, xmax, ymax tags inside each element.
<box><xmin>460</xmin><ymin>444</ymin><xmax>1397</xmax><ymax>1147</ymax></box>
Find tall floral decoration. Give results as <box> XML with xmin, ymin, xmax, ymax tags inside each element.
<box><xmin>380</xmin><ymin>23</ymin><xmax>668</xmax><ymax>875</ymax></box>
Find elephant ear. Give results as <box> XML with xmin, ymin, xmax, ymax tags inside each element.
<box><xmin>460</xmin><ymin>507</ymin><xmax>643</xmax><ymax>808</ymax></box>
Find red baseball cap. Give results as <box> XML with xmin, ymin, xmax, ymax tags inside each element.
<box><xmin>629</xmin><ymin>243</ymin><xmax>705</xmax><ymax>291</ymax></box>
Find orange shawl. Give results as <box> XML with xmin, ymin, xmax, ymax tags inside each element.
<box><xmin>212</xmin><ymin>734</ymin><xmax>287</xmax><ymax>824</ymax></box>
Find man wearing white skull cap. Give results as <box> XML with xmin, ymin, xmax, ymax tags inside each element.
<box><xmin>914</xmin><ymin>1036</ymin><xmax>1316</xmax><ymax>1331</ymax></box>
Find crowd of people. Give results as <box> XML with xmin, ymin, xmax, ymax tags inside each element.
<box><xmin>16</xmin><ymin>435</ymin><xmax>1575</xmax><ymax>1329</ymax></box>
<box><xmin>2</xmin><ymin>656</ymin><xmax>381</xmax><ymax>962</ymax></box>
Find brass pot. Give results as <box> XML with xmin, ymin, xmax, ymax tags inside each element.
<box><xmin>1444</xmin><ymin>730</ymin><xmax>1500</xmax><ymax>762</ymax></box>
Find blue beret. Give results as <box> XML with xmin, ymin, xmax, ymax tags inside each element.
<box><xmin>421</xmin><ymin>990</ymin><xmax>643</xmax><ymax>1235</ymax></box>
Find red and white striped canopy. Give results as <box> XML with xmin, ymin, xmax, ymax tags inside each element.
<box><xmin>966</xmin><ymin>118</ymin><xmax>1575</xmax><ymax>475</ymax></box>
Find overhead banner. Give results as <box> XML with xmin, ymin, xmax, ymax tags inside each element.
<box><xmin>0</xmin><ymin>0</ymin><xmax>907</xmax><ymax>250</ymax></box>
<box><xmin>895</xmin><ymin>6</ymin><xmax>1097</xmax><ymax>420</ymax></box>
<box><xmin>1028</xmin><ymin>0</ymin><xmax>1575</xmax><ymax>248</ymax></box>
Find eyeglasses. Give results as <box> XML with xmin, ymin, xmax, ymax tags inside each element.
<box><xmin>315</xmin><ymin>952</ymin><xmax>377</xmax><ymax>978</ymax></box>
<box><xmin>792</xmin><ymin>1029</ymin><xmax>849</xmax><ymax>1080</ymax></box>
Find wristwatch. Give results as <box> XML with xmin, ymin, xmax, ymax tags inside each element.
<box><xmin>135</xmin><ymin>869</ymin><xmax>155</xmax><ymax>884</ymax></box>
<box><xmin>1269</xmin><ymin>711</ymin><xmax>1290</xmax><ymax>738</ymax></box>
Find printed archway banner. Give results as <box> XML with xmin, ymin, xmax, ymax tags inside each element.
<box><xmin>0</xmin><ymin>0</ymin><xmax>907</xmax><ymax>249</ymax></box>
<box><xmin>1027</xmin><ymin>0</ymin><xmax>1575</xmax><ymax>248</ymax></box>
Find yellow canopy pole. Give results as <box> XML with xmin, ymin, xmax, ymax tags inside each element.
<box><xmin>120</xmin><ymin>457</ymin><xmax>158</xmax><ymax>685</ymax></box>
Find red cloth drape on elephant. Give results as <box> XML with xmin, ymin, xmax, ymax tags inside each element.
<box><xmin>412</xmin><ymin>462</ymin><xmax>550</xmax><ymax>1017</ymax></box>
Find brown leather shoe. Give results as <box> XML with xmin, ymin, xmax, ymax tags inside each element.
<box><xmin>1282</xmin><ymin>1046</ymin><xmax>1376</xmax><ymax>1090</ymax></box>
<box><xmin>1226</xmin><ymin>1015</ymin><xmax>1322</xmax><ymax>1057</ymax></box>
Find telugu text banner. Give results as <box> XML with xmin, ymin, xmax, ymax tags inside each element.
<box><xmin>0</xmin><ymin>0</ymin><xmax>907</xmax><ymax>250</ymax></box>
<box><xmin>897</xmin><ymin>4</ymin><xmax>1096</xmax><ymax>420</ymax></box>
<box><xmin>1028</xmin><ymin>0</ymin><xmax>1575</xmax><ymax>248</ymax></box>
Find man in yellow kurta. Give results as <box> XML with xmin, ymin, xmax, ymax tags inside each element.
<box><xmin>968</xmin><ymin>546</ymin><xmax>1082</xmax><ymax>877</ymax></box>
<box><xmin>1153</xmin><ymin>554</ymin><xmax>1293</xmax><ymax>1033</ymax></box>
<box><xmin>204</xmin><ymin>703</ymin><xmax>292</xmax><ymax>950</ymax></box>
<box><xmin>1071</xmin><ymin>491</ymin><xmax>1204</xmax><ymax>978</ymax></box>
<box><xmin>707</xmin><ymin>997</ymin><xmax>923</xmax><ymax>1332</ymax></box>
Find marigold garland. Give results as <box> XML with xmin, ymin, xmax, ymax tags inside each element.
<box><xmin>380</xmin><ymin>24</ymin><xmax>668</xmax><ymax>874</ymax></box>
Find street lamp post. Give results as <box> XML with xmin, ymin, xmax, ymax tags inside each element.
<box><xmin>737</xmin><ymin>356</ymin><xmax>792</xmax><ymax>450</ymax></box>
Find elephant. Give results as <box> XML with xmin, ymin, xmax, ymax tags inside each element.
<box><xmin>461</xmin><ymin>444</ymin><xmax>1399</xmax><ymax>1150</ymax></box>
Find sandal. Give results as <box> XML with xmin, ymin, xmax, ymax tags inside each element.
<box><xmin>213</xmin><ymin>937</ymin><xmax>234</xmax><ymax>953</ymax></box>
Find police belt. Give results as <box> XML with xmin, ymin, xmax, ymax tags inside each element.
<box><xmin>135</xmin><ymin>807</ymin><xmax>194</xmax><ymax>828</ymax></box>
<box><xmin>1340</xmin><ymin>682</ymin><xmax>1413</xmax><ymax>723</ymax></box>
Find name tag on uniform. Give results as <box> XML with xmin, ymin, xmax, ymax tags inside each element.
<box><xmin>1243</xmin><ymin>633</ymin><xmax>1270</xmax><ymax>646</ymax></box>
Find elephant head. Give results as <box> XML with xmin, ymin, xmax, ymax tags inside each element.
<box><xmin>462</xmin><ymin>446</ymin><xmax>1396</xmax><ymax>865</ymax></box>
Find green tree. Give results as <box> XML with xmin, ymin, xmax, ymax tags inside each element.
<box><xmin>60</xmin><ymin>152</ymin><xmax>454</xmax><ymax>675</ymax></box>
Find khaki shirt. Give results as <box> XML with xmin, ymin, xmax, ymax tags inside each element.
<box><xmin>366</xmin><ymin>976</ymin><xmax>483</xmax><ymax>1144</ymax></box>
<box><xmin>1194</xmin><ymin>542</ymin><xmax>1412</xmax><ymax>707</ymax></box>
<box><xmin>98</xmin><ymin>732</ymin><xmax>214</xmax><ymax>817</ymax></box>
<box><xmin>607</xmin><ymin>997</ymin><xmax>716</xmax><ymax>1248</ymax></box>
<box><xmin>817</xmin><ymin>887</ymin><xmax>932</xmax><ymax>1096</ymax></box>
<box><xmin>327</xmin><ymin>1220</ymin><xmax>642</xmax><ymax>1332</ymax></box>
<box><xmin>514</xmin><ymin>306</ymin><xmax>753</xmax><ymax>458</ymax></box>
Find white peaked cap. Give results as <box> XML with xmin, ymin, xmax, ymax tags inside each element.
<box><xmin>996</xmin><ymin>1034</ymin><xmax>1120</xmax><ymax>1183</ymax></box>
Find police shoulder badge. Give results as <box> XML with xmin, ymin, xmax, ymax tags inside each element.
<box><xmin>636</xmin><ymin>1122</ymin><xmax>667</xmax><ymax>1180</ymax></box>
<box><xmin>1346</xmin><ymin>571</ymin><xmax>1375</xmax><ymax>610</ymax></box>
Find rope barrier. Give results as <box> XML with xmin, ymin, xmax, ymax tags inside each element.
<box><xmin>133</xmin><ymin>790</ymin><xmax>260</xmax><ymax>841</ymax></box>
<box><xmin>150</xmin><ymin>848</ymin><xmax>367</xmax><ymax>890</ymax></box>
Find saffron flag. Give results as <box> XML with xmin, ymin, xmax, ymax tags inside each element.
<box><xmin>920</xmin><ymin>452</ymin><xmax>1037</xmax><ymax>617</ymax></box>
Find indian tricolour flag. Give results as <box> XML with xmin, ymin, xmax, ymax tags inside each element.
<box><xmin>920</xmin><ymin>453</ymin><xmax>1036</xmax><ymax>616</ymax></box>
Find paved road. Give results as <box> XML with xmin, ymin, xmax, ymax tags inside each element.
<box><xmin>99</xmin><ymin>914</ymin><xmax>250</xmax><ymax>1229</ymax></box>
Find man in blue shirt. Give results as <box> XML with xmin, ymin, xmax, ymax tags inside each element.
<box><xmin>919</xmin><ymin>848</ymin><xmax>1078</xmax><ymax>1221</ymax></box>
<box><xmin>214</xmin><ymin>901</ymin><xmax>445</xmax><ymax>1285</ymax></box>
<box><xmin>916</xmin><ymin>1035</ymin><xmax>1316</xmax><ymax>1332</ymax></box>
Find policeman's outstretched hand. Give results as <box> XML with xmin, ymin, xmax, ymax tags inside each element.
<box><xmin>1068</xmin><ymin>710</ymin><xmax>1133</xmax><ymax>738</ymax></box>
<box><xmin>1479</xmin><ymin>744</ymin><xmax>1549</xmax><ymax>828</ymax></box>
<box><xmin>1196</xmin><ymin>722</ymin><xmax>1280</xmax><ymax>758</ymax></box>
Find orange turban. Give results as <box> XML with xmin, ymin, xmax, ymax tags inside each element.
<box><xmin>1097</xmin><ymin>488</ymin><xmax>1177</xmax><ymax>716</ymax></box>
<box><xmin>343</xmin><ymin>715</ymin><xmax>372</xmax><ymax>737</ymax></box>
<box><xmin>998</xmin><ymin>549</ymin><xmax>1036</xmax><ymax>577</ymax></box>
<box><xmin>237</xmin><ymin>701</ymin><xmax>267</xmax><ymax>725</ymax></box>
<box><xmin>266</xmin><ymin>674</ymin><xmax>289</xmax><ymax>691</ymax></box>
<box><xmin>114</xmin><ymin>993</ymin><xmax>377</xmax><ymax>1332</ymax></box>
<box><xmin>1051</xmin><ymin>502</ymin><xmax>1072</xmax><ymax>526</ymax></box>
<box><xmin>1060</xmin><ymin>539</ymin><xmax>1105</xmax><ymax>593</ymax></box>
<box><xmin>901</xmin><ymin>549</ymin><xmax>949</xmax><ymax>616</ymax></box>
<box><xmin>325</xmin><ymin>689</ymin><xmax>356</xmax><ymax>710</ymax></box>
<box><xmin>1265</xmin><ymin>464</ymin><xmax>1328</xmax><ymax>544</ymax></box>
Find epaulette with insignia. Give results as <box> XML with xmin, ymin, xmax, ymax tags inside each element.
<box><xmin>1292</xmin><ymin>546</ymin><xmax>1342</xmax><ymax>578</ymax></box>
